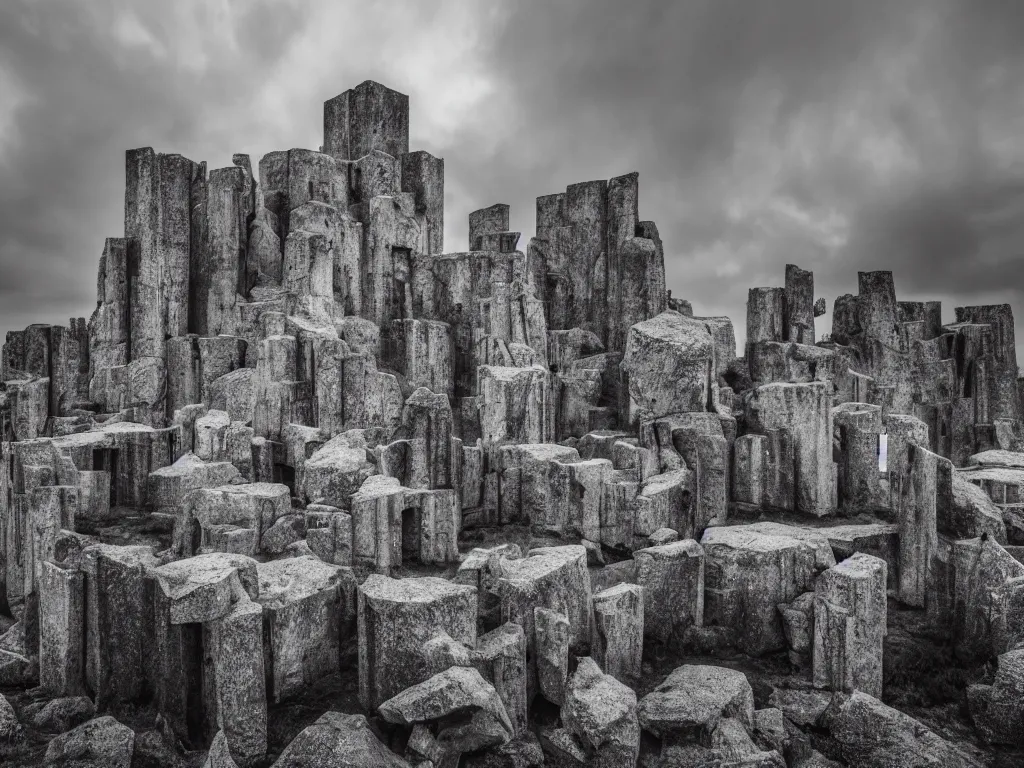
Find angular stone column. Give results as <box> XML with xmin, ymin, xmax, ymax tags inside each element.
<box><xmin>469</xmin><ymin>204</ymin><xmax>510</xmax><ymax>250</ymax></box>
<box><xmin>746</xmin><ymin>287</ymin><xmax>785</xmax><ymax>356</ymax></box>
<box><xmin>197</xmin><ymin>166</ymin><xmax>247</xmax><ymax>337</ymax></box>
<box><xmin>746</xmin><ymin>382</ymin><xmax>834</xmax><ymax>516</ymax></box>
<box><xmin>837</xmin><ymin>423</ymin><xmax>882</xmax><ymax>514</ymax></box>
<box><xmin>82</xmin><ymin>544</ymin><xmax>159</xmax><ymax>710</ymax></box>
<box><xmin>633</xmin><ymin>540</ymin><xmax>704</xmax><ymax>647</ymax></box>
<box><xmin>357</xmin><ymin>575</ymin><xmax>477</xmax><ymax>710</ymax></box>
<box><xmin>591</xmin><ymin>582</ymin><xmax>644</xmax><ymax>685</ymax></box>
<box><xmin>544</xmin><ymin>457</ymin><xmax>612</xmax><ymax>541</ymax></box>
<box><xmin>125</xmin><ymin>147</ymin><xmax>165</xmax><ymax>360</ymax></box>
<box><xmin>255</xmin><ymin>556</ymin><xmax>351</xmax><ymax>704</ymax></box>
<box><xmin>478</xmin><ymin>366</ymin><xmax>553</xmax><ymax>458</ymax></box>
<box><xmin>784</xmin><ymin>264</ymin><xmax>815</xmax><ymax>344</ymax></box>
<box><xmin>323</xmin><ymin>80</ymin><xmax>409</xmax><ymax>162</ymax></box>
<box><xmin>733</xmin><ymin>433</ymin><xmax>767</xmax><ymax>507</ymax></box>
<box><xmin>207</xmin><ymin>596</ymin><xmax>267</xmax><ymax>766</ymax></box>
<box><xmin>383</xmin><ymin>321</ymin><xmax>454</xmax><ymax>403</ymax></box>
<box><xmin>701</xmin><ymin>525</ymin><xmax>826</xmax><ymax>656</ymax></box>
<box><xmin>29</xmin><ymin>485</ymin><xmax>77</xmax><ymax>594</ymax></box>
<box><xmin>39</xmin><ymin>561</ymin><xmax>85</xmax><ymax>696</ymax></box>
<box><xmin>400</xmin><ymin>151</ymin><xmax>444</xmax><ymax>255</ymax></box>
<box><xmin>813</xmin><ymin>553</ymin><xmax>886</xmax><ymax>698</ymax></box>
<box><xmin>534</xmin><ymin>606</ymin><xmax>570</xmax><ymax>705</ymax></box>
<box><xmin>894</xmin><ymin>443</ymin><xmax>940</xmax><ymax>607</ymax></box>
<box><xmin>473</xmin><ymin>622</ymin><xmax>528</xmax><ymax>737</ymax></box>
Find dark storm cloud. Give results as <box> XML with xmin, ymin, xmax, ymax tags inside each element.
<box><xmin>0</xmin><ymin>0</ymin><xmax>312</xmax><ymax>337</ymax></box>
<box><xmin>458</xmin><ymin>0</ymin><xmax>1024</xmax><ymax>352</ymax></box>
<box><xmin>3</xmin><ymin>0</ymin><xmax>1024</xmax><ymax>360</ymax></box>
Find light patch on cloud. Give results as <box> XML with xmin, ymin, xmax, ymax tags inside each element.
<box><xmin>112</xmin><ymin>11</ymin><xmax>165</xmax><ymax>57</ymax></box>
<box><xmin>0</xmin><ymin>66</ymin><xmax>29</xmax><ymax>156</ymax></box>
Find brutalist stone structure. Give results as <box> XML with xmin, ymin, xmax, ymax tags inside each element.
<box><xmin>0</xmin><ymin>79</ymin><xmax>1021</xmax><ymax>766</ymax></box>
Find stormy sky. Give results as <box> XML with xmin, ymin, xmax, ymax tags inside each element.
<box><xmin>2</xmin><ymin>0</ymin><xmax>1024</xmax><ymax>360</ymax></box>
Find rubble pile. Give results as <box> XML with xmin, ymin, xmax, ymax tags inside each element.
<box><xmin>0</xmin><ymin>80</ymin><xmax>1022</xmax><ymax>766</ymax></box>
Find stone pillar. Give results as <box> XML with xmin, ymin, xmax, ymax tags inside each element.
<box><xmin>401</xmin><ymin>151</ymin><xmax>444</xmax><ymax>255</ymax></box>
<box><xmin>813</xmin><ymin>553</ymin><xmax>886</xmax><ymax>698</ymax></box>
<box><xmin>478</xmin><ymin>366</ymin><xmax>552</xmax><ymax>459</ymax></box>
<box><xmin>746</xmin><ymin>287</ymin><xmax>785</xmax><ymax>355</ymax></box>
<box><xmin>857</xmin><ymin>271</ymin><xmax>900</xmax><ymax>349</ymax></box>
<box><xmin>473</xmin><ymin>622</ymin><xmax>528</xmax><ymax>737</ymax></box>
<box><xmin>39</xmin><ymin>561</ymin><xmax>85</xmax><ymax>696</ymax></box>
<box><xmin>894</xmin><ymin>443</ymin><xmax>939</xmax><ymax>607</ymax></box>
<box><xmin>323</xmin><ymin>80</ymin><xmax>409</xmax><ymax>162</ymax></box>
<box><xmin>785</xmin><ymin>264</ymin><xmax>815</xmax><ymax>344</ymax></box>
<box><xmin>197</xmin><ymin>166</ymin><xmax>247</xmax><ymax>337</ymax></box>
<box><xmin>357</xmin><ymin>575</ymin><xmax>477</xmax><ymax>710</ymax></box>
<box><xmin>208</xmin><ymin>598</ymin><xmax>267</xmax><ymax>766</ymax></box>
<box><xmin>837</xmin><ymin>423</ymin><xmax>881</xmax><ymax>514</ymax></box>
<box><xmin>160</xmin><ymin>153</ymin><xmax>201</xmax><ymax>339</ymax></box>
<box><xmin>469</xmin><ymin>204</ymin><xmax>510</xmax><ymax>250</ymax></box>
<box><xmin>125</xmin><ymin>147</ymin><xmax>165</xmax><ymax>360</ymax></box>
<box><xmin>82</xmin><ymin>544</ymin><xmax>159</xmax><ymax>710</ymax></box>
<box><xmin>733</xmin><ymin>434</ymin><xmax>766</xmax><ymax>507</ymax></box>
<box><xmin>29</xmin><ymin>486</ymin><xmax>77</xmax><ymax>593</ymax></box>
<box><xmin>591</xmin><ymin>582</ymin><xmax>644</xmax><ymax>685</ymax></box>
<box><xmin>565</xmin><ymin>180</ymin><xmax>608</xmax><ymax>331</ymax></box>
<box><xmin>605</xmin><ymin>172</ymin><xmax>640</xmax><ymax>353</ymax></box>
<box><xmin>383</xmin><ymin>319</ymin><xmax>454</xmax><ymax>401</ymax></box>
<box><xmin>746</xmin><ymin>382</ymin><xmax>834</xmax><ymax>517</ymax></box>
<box><xmin>633</xmin><ymin>540</ymin><xmax>704</xmax><ymax>647</ymax></box>
<box><xmin>534</xmin><ymin>606</ymin><xmax>570</xmax><ymax>705</ymax></box>
<box><xmin>955</xmin><ymin>304</ymin><xmax>1019</xmax><ymax>423</ymax></box>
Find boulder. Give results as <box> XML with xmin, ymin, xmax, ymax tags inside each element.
<box><xmin>304</xmin><ymin>430</ymin><xmax>377</xmax><ymax>508</ymax></box>
<box><xmin>648</xmin><ymin>528</ymin><xmax>679</xmax><ymax>546</ymax></box>
<box><xmin>766</xmin><ymin>689</ymin><xmax>832</xmax><ymax>728</ymax></box>
<box><xmin>752</xmin><ymin>708</ymin><xmax>787</xmax><ymax>755</ymax></box>
<box><xmin>44</xmin><ymin>715</ymin><xmax>135</xmax><ymax>768</ymax></box>
<box><xmin>623</xmin><ymin>310</ymin><xmax>714</xmax><ymax>420</ymax></box>
<box><xmin>950</xmin><ymin>473</ymin><xmax>1008</xmax><ymax>541</ymax></box>
<box><xmin>378</xmin><ymin>666</ymin><xmax>513</xmax><ymax>754</ymax></box>
<box><xmin>462</xmin><ymin>733</ymin><xmax>544</xmax><ymax>767</ymax></box>
<box><xmin>260</xmin><ymin>513</ymin><xmax>306</xmax><ymax>554</ymax></box>
<box><xmin>778</xmin><ymin>592</ymin><xmax>815</xmax><ymax>667</ymax></box>
<box><xmin>967</xmin><ymin>648</ymin><xmax>1024</xmax><ymax>745</ymax></box>
<box><xmin>638</xmin><ymin>665</ymin><xmax>754</xmax><ymax>741</ymax></box>
<box><xmin>712</xmin><ymin>717</ymin><xmax>784</xmax><ymax>766</ymax></box>
<box><xmin>203</xmin><ymin>731</ymin><xmax>239</xmax><ymax>768</ymax></box>
<box><xmin>270</xmin><ymin>712</ymin><xmax>409</xmax><ymax>767</ymax></box>
<box><xmin>561</xmin><ymin>657</ymin><xmax>640</xmax><ymax>767</ymax></box>
<box><xmin>32</xmin><ymin>696</ymin><xmax>96</xmax><ymax>733</ymax></box>
<box><xmin>822</xmin><ymin>691</ymin><xmax>983</xmax><ymax>767</ymax></box>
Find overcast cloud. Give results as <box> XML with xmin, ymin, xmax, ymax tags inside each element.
<box><xmin>2</xmin><ymin>0</ymin><xmax>1024</xmax><ymax>360</ymax></box>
